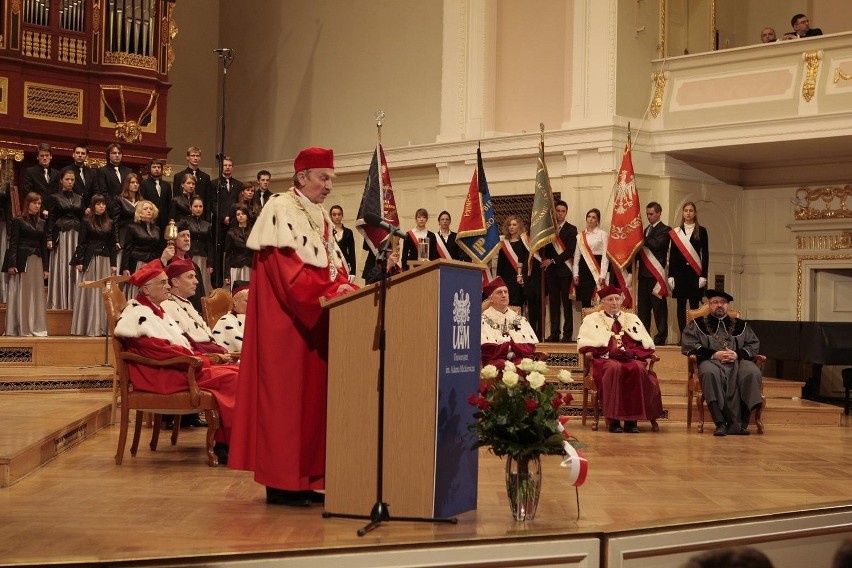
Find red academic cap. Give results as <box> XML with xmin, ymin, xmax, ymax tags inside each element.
<box><xmin>598</xmin><ymin>284</ymin><xmax>623</xmax><ymax>299</ymax></box>
<box><xmin>483</xmin><ymin>276</ymin><xmax>507</xmax><ymax>297</ymax></box>
<box><xmin>127</xmin><ymin>260</ymin><xmax>166</xmax><ymax>288</ymax></box>
<box><xmin>294</xmin><ymin>147</ymin><xmax>334</xmax><ymax>172</ymax></box>
<box><xmin>165</xmin><ymin>258</ymin><xmax>195</xmax><ymax>280</ymax></box>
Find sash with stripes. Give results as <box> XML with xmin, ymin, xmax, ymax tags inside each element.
<box><xmin>520</xmin><ymin>233</ymin><xmax>541</xmax><ymax>262</ymax></box>
<box><xmin>500</xmin><ymin>238</ymin><xmax>521</xmax><ymax>273</ymax></box>
<box><xmin>436</xmin><ymin>232</ymin><xmax>452</xmax><ymax>259</ymax></box>
<box><xmin>481</xmin><ymin>265</ymin><xmax>496</xmax><ymax>287</ymax></box>
<box><xmin>639</xmin><ymin>246</ymin><xmax>670</xmax><ymax>299</ymax></box>
<box><xmin>669</xmin><ymin>227</ymin><xmax>702</xmax><ymax>276</ymax></box>
<box><xmin>578</xmin><ymin>232</ymin><xmax>603</xmax><ymax>302</ymax></box>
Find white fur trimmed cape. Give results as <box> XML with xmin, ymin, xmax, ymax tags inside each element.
<box><xmin>114</xmin><ymin>298</ymin><xmax>192</xmax><ymax>350</ymax></box>
<box><xmin>577</xmin><ymin>310</ymin><xmax>654</xmax><ymax>350</ymax></box>
<box><xmin>212</xmin><ymin>312</ymin><xmax>244</xmax><ymax>351</ymax></box>
<box><xmin>162</xmin><ymin>295</ymin><xmax>216</xmax><ymax>344</ymax></box>
<box><xmin>246</xmin><ymin>188</ymin><xmax>347</xmax><ymax>272</ymax></box>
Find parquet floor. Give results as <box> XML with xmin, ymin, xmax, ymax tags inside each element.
<box><xmin>0</xmin><ymin>418</ymin><xmax>850</xmax><ymax>566</ymax></box>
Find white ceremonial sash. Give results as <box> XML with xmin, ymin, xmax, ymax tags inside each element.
<box><xmin>670</xmin><ymin>228</ymin><xmax>702</xmax><ymax>277</ymax></box>
<box><xmin>500</xmin><ymin>238</ymin><xmax>521</xmax><ymax>273</ymax></box>
<box><xmin>578</xmin><ymin>232</ymin><xmax>603</xmax><ymax>284</ymax></box>
<box><xmin>436</xmin><ymin>233</ymin><xmax>451</xmax><ymax>259</ymax></box>
<box><xmin>407</xmin><ymin>230</ymin><xmax>420</xmax><ymax>248</ymax></box>
<box><xmin>639</xmin><ymin>246</ymin><xmax>670</xmax><ymax>298</ymax></box>
<box><xmin>549</xmin><ymin>235</ymin><xmax>572</xmax><ymax>269</ymax></box>
<box><xmin>519</xmin><ymin>232</ymin><xmax>541</xmax><ymax>261</ymax></box>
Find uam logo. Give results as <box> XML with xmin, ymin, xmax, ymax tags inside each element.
<box><xmin>452</xmin><ymin>289</ymin><xmax>470</xmax><ymax>350</ymax></box>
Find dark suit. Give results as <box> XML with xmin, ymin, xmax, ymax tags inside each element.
<box><xmin>209</xmin><ymin>177</ymin><xmax>243</xmax><ymax>286</ymax></box>
<box><xmin>65</xmin><ymin>164</ymin><xmax>96</xmax><ymax>202</ymax></box>
<box><xmin>173</xmin><ymin>168</ymin><xmax>212</xmax><ymax>222</ymax></box>
<box><xmin>140</xmin><ymin>176</ymin><xmax>173</xmax><ymax>234</ymax></box>
<box><xmin>638</xmin><ymin>221</ymin><xmax>670</xmax><ymax>344</ymax></box>
<box><xmin>335</xmin><ymin>226</ymin><xmax>356</xmax><ymax>277</ymax></box>
<box><xmin>22</xmin><ymin>165</ymin><xmax>60</xmax><ymax>210</ymax></box>
<box><xmin>542</xmin><ymin>221</ymin><xmax>578</xmax><ymax>341</ymax></box>
<box><xmin>253</xmin><ymin>188</ymin><xmax>274</xmax><ymax>209</ymax></box>
<box><xmin>94</xmin><ymin>163</ymin><xmax>133</xmax><ymax>202</ymax></box>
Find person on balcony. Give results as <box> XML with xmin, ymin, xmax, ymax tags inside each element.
<box><xmin>782</xmin><ymin>14</ymin><xmax>823</xmax><ymax>39</ymax></box>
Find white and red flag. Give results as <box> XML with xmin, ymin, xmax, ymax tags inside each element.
<box><xmin>606</xmin><ymin>142</ymin><xmax>643</xmax><ymax>308</ymax></box>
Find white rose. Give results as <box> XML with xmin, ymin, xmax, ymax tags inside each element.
<box><xmin>503</xmin><ymin>361</ymin><xmax>516</xmax><ymax>373</ymax></box>
<box><xmin>518</xmin><ymin>358</ymin><xmax>535</xmax><ymax>372</ymax></box>
<box><xmin>534</xmin><ymin>360</ymin><xmax>548</xmax><ymax>373</ymax></box>
<box><xmin>527</xmin><ymin>371</ymin><xmax>546</xmax><ymax>389</ymax></box>
<box><xmin>557</xmin><ymin>369</ymin><xmax>575</xmax><ymax>383</ymax></box>
<box><xmin>502</xmin><ymin>370</ymin><xmax>520</xmax><ymax>387</ymax></box>
<box><xmin>481</xmin><ymin>365</ymin><xmax>499</xmax><ymax>380</ymax></box>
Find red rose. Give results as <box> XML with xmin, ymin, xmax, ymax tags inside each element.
<box><xmin>477</xmin><ymin>398</ymin><xmax>490</xmax><ymax>411</ymax></box>
<box><xmin>524</xmin><ymin>399</ymin><xmax>539</xmax><ymax>413</ymax></box>
<box><xmin>550</xmin><ymin>394</ymin><xmax>563</xmax><ymax>409</ymax></box>
<box><xmin>467</xmin><ymin>394</ymin><xmax>479</xmax><ymax>407</ymax></box>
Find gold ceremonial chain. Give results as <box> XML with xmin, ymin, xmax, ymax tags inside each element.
<box><xmin>599</xmin><ymin>312</ymin><xmax>627</xmax><ymax>348</ymax></box>
<box><xmin>483</xmin><ymin>313</ymin><xmax>523</xmax><ymax>335</ymax></box>
<box><xmin>288</xmin><ymin>191</ymin><xmax>337</xmax><ymax>282</ymax></box>
<box><xmin>704</xmin><ymin>315</ymin><xmax>736</xmax><ymax>350</ymax></box>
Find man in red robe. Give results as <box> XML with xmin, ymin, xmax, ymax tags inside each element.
<box><xmin>228</xmin><ymin>147</ymin><xmax>357</xmax><ymax>507</ymax></box>
<box><xmin>577</xmin><ymin>285</ymin><xmax>663</xmax><ymax>433</ymax></box>
<box><xmin>113</xmin><ymin>260</ymin><xmax>239</xmax><ymax>463</ymax></box>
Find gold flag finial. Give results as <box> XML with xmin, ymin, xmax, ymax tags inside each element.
<box><xmin>375</xmin><ymin>110</ymin><xmax>385</xmax><ymax>144</ymax></box>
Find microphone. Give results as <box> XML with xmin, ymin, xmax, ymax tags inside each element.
<box><xmin>364</xmin><ymin>212</ymin><xmax>407</xmax><ymax>239</ymax></box>
<box><xmin>213</xmin><ymin>48</ymin><xmax>233</xmax><ymax>54</ymax></box>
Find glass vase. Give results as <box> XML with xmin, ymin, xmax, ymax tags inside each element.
<box><xmin>505</xmin><ymin>454</ymin><xmax>542</xmax><ymax>521</ymax></box>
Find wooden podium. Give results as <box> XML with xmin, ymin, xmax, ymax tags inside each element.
<box><xmin>324</xmin><ymin>259</ymin><xmax>482</xmax><ymax>518</ymax></box>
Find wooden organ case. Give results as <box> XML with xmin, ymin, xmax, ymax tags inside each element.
<box><xmin>0</xmin><ymin>0</ymin><xmax>178</xmax><ymax>182</ymax></box>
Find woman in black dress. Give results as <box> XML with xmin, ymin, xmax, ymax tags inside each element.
<box><xmin>668</xmin><ymin>201</ymin><xmax>709</xmax><ymax>334</ymax></box>
<box><xmin>227</xmin><ymin>184</ymin><xmax>260</xmax><ymax>229</ymax></box>
<box><xmin>224</xmin><ymin>206</ymin><xmax>252</xmax><ymax>290</ymax></box>
<box><xmin>110</xmin><ymin>172</ymin><xmax>141</xmax><ymax>273</ymax></box>
<box><xmin>169</xmin><ymin>173</ymin><xmax>196</xmax><ymax>223</ymax></box>
<box><xmin>187</xmin><ymin>195</ymin><xmax>214</xmax><ymax>294</ymax></box>
<box><xmin>436</xmin><ymin>210</ymin><xmax>463</xmax><ymax>260</ymax></box>
<box><xmin>71</xmin><ymin>194</ymin><xmax>117</xmax><ymax>336</ymax></box>
<box><xmin>496</xmin><ymin>215</ymin><xmax>528</xmax><ymax>308</ymax></box>
<box><xmin>329</xmin><ymin>204</ymin><xmax>356</xmax><ymax>278</ymax></box>
<box><xmin>121</xmin><ymin>199</ymin><xmax>162</xmax><ymax>298</ymax></box>
<box><xmin>3</xmin><ymin>192</ymin><xmax>49</xmax><ymax>336</ymax></box>
<box><xmin>401</xmin><ymin>208</ymin><xmax>438</xmax><ymax>270</ymax></box>
<box><xmin>46</xmin><ymin>169</ymin><xmax>84</xmax><ymax>309</ymax></box>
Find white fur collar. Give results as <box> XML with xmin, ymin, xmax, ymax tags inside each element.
<box><xmin>114</xmin><ymin>299</ymin><xmax>192</xmax><ymax>350</ymax></box>
<box><xmin>162</xmin><ymin>295</ymin><xmax>215</xmax><ymax>343</ymax></box>
<box><xmin>577</xmin><ymin>311</ymin><xmax>654</xmax><ymax>350</ymax></box>
<box><xmin>246</xmin><ymin>188</ymin><xmax>346</xmax><ymax>270</ymax></box>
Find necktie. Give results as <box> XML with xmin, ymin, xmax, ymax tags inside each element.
<box><xmin>114</xmin><ymin>166</ymin><xmax>121</xmax><ymax>182</ymax></box>
<box><xmin>226</xmin><ymin>179</ymin><xmax>230</xmax><ymax>193</ymax></box>
<box><xmin>44</xmin><ymin>168</ymin><xmax>50</xmax><ymax>183</ymax></box>
<box><xmin>79</xmin><ymin>167</ymin><xmax>85</xmax><ymax>185</ymax></box>
<box><xmin>155</xmin><ymin>179</ymin><xmax>161</xmax><ymax>197</ymax></box>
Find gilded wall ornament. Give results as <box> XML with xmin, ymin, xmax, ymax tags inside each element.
<box><xmin>834</xmin><ymin>68</ymin><xmax>852</xmax><ymax>84</ymax></box>
<box><xmin>650</xmin><ymin>71</ymin><xmax>667</xmax><ymax>118</ymax></box>
<box><xmin>801</xmin><ymin>50</ymin><xmax>822</xmax><ymax>103</ymax></box>
<box><xmin>793</xmin><ymin>186</ymin><xmax>851</xmax><ymax>220</ymax></box>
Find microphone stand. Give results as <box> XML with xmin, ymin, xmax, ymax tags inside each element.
<box><xmin>322</xmin><ymin>236</ymin><xmax>457</xmax><ymax>536</ymax></box>
<box><xmin>213</xmin><ymin>48</ymin><xmax>234</xmax><ymax>288</ymax></box>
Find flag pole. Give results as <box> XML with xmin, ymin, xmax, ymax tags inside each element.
<box><xmin>539</xmin><ymin>122</ymin><xmax>548</xmax><ymax>341</ymax></box>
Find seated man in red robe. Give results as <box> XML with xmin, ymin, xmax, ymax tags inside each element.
<box><xmin>480</xmin><ymin>276</ymin><xmax>538</xmax><ymax>368</ymax></box>
<box><xmin>577</xmin><ymin>285</ymin><xmax>663</xmax><ymax>433</ymax></box>
<box><xmin>114</xmin><ymin>260</ymin><xmax>239</xmax><ymax>463</ymax></box>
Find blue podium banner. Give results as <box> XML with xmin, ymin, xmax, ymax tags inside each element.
<box><xmin>434</xmin><ymin>265</ymin><xmax>481</xmax><ymax>518</ymax></box>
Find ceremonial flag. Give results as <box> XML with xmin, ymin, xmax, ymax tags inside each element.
<box><xmin>527</xmin><ymin>137</ymin><xmax>557</xmax><ymax>275</ymax></box>
<box><xmin>356</xmin><ymin>144</ymin><xmax>400</xmax><ymax>254</ymax></box>
<box><xmin>606</xmin><ymin>142</ymin><xmax>644</xmax><ymax>308</ymax></box>
<box><xmin>457</xmin><ymin>148</ymin><xmax>500</xmax><ymax>266</ymax></box>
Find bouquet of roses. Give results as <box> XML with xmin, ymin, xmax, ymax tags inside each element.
<box><xmin>468</xmin><ymin>358</ymin><xmax>574</xmax><ymax>460</ymax></box>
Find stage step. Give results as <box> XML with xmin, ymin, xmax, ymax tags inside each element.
<box><xmin>0</xmin><ymin>365</ymin><xmax>114</xmax><ymax>392</ymax></box>
<box><xmin>660</xmin><ymin>395</ymin><xmax>843</xmax><ymax>427</ymax></box>
<box><xmin>0</xmin><ymin>336</ymin><xmax>114</xmax><ymax>368</ymax></box>
<box><xmin>0</xmin><ymin>391</ymin><xmax>111</xmax><ymax>487</ymax></box>
<box><xmin>656</xmin><ymin>376</ymin><xmax>805</xmax><ymax>399</ymax></box>
<box><xmin>0</xmin><ymin>307</ymin><xmax>73</xmax><ymax>336</ymax></box>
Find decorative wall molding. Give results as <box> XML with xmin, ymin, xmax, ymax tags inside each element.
<box><xmin>23</xmin><ymin>82</ymin><xmax>83</xmax><ymax>124</ymax></box>
<box><xmin>793</xmin><ymin>185</ymin><xmax>851</xmax><ymax>220</ymax></box>
<box><xmin>801</xmin><ymin>50</ymin><xmax>822</xmax><ymax>103</ymax></box>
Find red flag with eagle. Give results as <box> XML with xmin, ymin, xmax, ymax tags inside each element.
<box><xmin>605</xmin><ymin>142</ymin><xmax>643</xmax><ymax>308</ymax></box>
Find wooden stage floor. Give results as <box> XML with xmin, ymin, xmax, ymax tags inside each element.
<box><xmin>1</xmin><ymin>415</ymin><xmax>851</xmax><ymax>567</ymax></box>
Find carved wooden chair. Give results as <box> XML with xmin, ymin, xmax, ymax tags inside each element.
<box><xmin>685</xmin><ymin>303</ymin><xmax>766</xmax><ymax>434</ymax></box>
<box><xmin>201</xmin><ymin>287</ymin><xmax>233</xmax><ymax>330</ymax></box>
<box><xmin>579</xmin><ymin>304</ymin><xmax>660</xmax><ymax>431</ymax></box>
<box><xmin>103</xmin><ymin>280</ymin><xmax>221</xmax><ymax>466</ymax></box>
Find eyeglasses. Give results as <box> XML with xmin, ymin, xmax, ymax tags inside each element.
<box><xmin>143</xmin><ymin>279</ymin><xmax>170</xmax><ymax>289</ymax></box>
